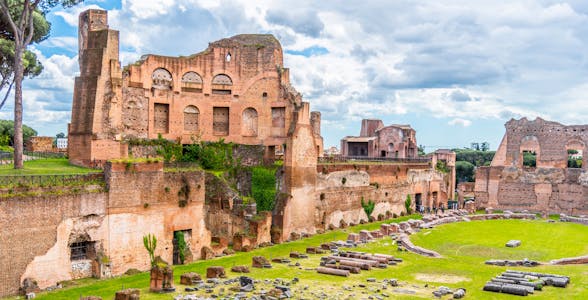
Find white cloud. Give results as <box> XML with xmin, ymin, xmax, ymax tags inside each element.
<box><xmin>448</xmin><ymin>118</ymin><xmax>472</xmax><ymax>127</ymax></box>
<box><xmin>9</xmin><ymin>0</ymin><xmax>588</xmax><ymax>146</ymax></box>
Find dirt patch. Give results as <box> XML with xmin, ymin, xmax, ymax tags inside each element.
<box><xmin>415</xmin><ymin>273</ymin><xmax>470</xmax><ymax>283</ymax></box>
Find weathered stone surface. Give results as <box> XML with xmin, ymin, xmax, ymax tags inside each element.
<box><xmin>114</xmin><ymin>288</ymin><xmax>140</xmax><ymax>300</ymax></box>
<box><xmin>252</xmin><ymin>256</ymin><xmax>271</xmax><ymax>268</ymax></box>
<box><xmin>201</xmin><ymin>246</ymin><xmax>215</xmax><ymax>260</ymax></box>
<box><xmin>180</xmin><ymin>272</ymin><xmax>202</xmax><ymax>285</ymax></box>
<box><xmin>475</xmin><ymin>118</ymin><xmax>588</xmax><ymax>215</ymax></box>
<box><xmin>206</xmin><ymin>266</ymin><xmax>226</xmax><ymax>279</ymax></box>
<box><xmin>506</xmin><ymin>240</ymin><xmax>521</xmax><ymax>248</ymax></box>
<box><xmin>230</xmin><ymin>265</ymin><xmax>250</xmax><ymax>273</ymax></box>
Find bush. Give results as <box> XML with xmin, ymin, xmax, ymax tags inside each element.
<box><xmin>252</xmin><ymin>166</ymin><xmax>277</xmax><ymax>211</ymax></box>
<box><xmin>361</xmin><ymin>197</ymin><xmax>375</xmax><ymax>219</ymax></box>
<box><xmin>405</xmin><ymin>195</ymin><xmax>412</xmax><ymax>214</ymax></box>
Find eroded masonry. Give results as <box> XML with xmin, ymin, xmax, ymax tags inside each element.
<box><xmin>475</xmin><ymin>117</ymin><xmax>588</xmax><ymax>215</ymax></box>
<box><xmin>68</xmin><ymin>9</ymin><xmax>322</xmax><ymax>166</ymax></box>
<box><xmin>0</xmin><ymin>9</ymin><xmax>456</xmax><ymax>297</ymax></box>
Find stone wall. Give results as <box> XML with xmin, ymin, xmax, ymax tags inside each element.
<box><xmin>0</xmin><ymin>162</ymin><xmax>214</xmax><ymax>297</ymax></box>
<box><xmin>68</xmin><ymin>9</ymin><xmax>322</xmax><ymax>166</ymax></box>
<box><xmin>475</xmin><ymin>118</ymin><xmax>588</xmax><ymax>215</ymax></box>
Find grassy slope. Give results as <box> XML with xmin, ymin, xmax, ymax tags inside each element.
<box><xmin>9</xmin><ymin>217</ymin><xmax>588</xmax><ymax>300</ymax></box>
<box><xmin>0</xmin><ymin>159</ymin><xmax>100</xmax><ymax>175</ymax></box>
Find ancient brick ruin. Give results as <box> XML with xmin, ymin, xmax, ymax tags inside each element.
<box><xmin>68</xmin><ymin>9</ymin><xmax>322</xmax><ymax>166</ymax></box>
<box><xmin>340</xmin><ymin>119</ymin><xmax>418</xmax><ymax>158</ymax></box>
<box><xmin>475</xmin><ymin>117</ymin><xmax>588</xmax><ymax>214</ymax></box>
<box><xmin>0</xmin><ymin>9</ymin><xmax>458</xmax><ymax>297</ymax></box>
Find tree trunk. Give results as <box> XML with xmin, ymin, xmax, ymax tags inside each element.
<box><xmin>13</xmin><ymin>42</ymin><xmax>24</xmax><ymax>169</ymax></box>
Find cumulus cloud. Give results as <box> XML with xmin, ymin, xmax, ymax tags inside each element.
<box><xmin>7</xmin><ymin>0</ymin><xmax>588</xmax><ymax>147</ymax></box>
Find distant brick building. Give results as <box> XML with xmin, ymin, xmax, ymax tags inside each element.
<box><xmin>68</xmin><ymin>9</ymin><xmax>322</xmax><ymax>166</ymax></box>
<box><xmin>340</xmin><ymin>119</ymin><xmax>418</xmax><ymax>158</ymax></box>
<box><xmin>475</xmin><ymin>117</ymin><xmax>588</xmax><ymax>215</ymax></box>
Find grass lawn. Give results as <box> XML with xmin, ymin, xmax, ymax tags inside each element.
<box><xmin>0</xmin><ymin>158</ymin><xmax>100</xmax><ymax>175</ymax></box>
<box><xmin>9</xmin><ymin>217</ymin><xmax>588</xmax><ymax>299</ymax></box>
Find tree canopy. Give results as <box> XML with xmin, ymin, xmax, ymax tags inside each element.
<box><xmin>1</xmin><ymin>0</ymin><xmax>83</xmax><ymax>168</ymax></box>
<box><xmin>0</xmin><ymin>119</ymin><xmax>36</xmax><ymax>143</ymax></box>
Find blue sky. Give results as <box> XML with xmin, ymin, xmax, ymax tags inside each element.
<box><xmin>3</xmin><ymin>0</ymin><xmax>588</xmax><ymax>151</ymax></box>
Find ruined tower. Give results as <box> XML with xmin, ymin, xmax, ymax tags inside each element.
<box><xmin>69</xmin><ymin>9</ymin><xmax>126</xmax><ymax>166</ymax></box>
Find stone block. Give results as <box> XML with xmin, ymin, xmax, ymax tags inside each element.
<box><xmin>506</xmin><ymin>240</ymin><xmax>521</xmax><ymax>248</ymax></box>
<box><xmin>206</xmin><ymin>266</ymin><xmax>226</xmax><ymax>278</ymax></box>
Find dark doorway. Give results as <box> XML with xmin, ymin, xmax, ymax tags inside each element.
<box><xmin>415</xmin><ymin>193</ymin><xmax>422</xmax><ymax>212</ymax></box>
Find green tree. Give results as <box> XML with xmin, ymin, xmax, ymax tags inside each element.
<box><xmin>523</xmin><ymin>151</ymin><xmax>536</xmax><ymax>167</ymax></box>
<box><xmin>0</xmin><ymin>0</ymin><xmax>83</xmax><ymax>169</ymax></box>
<box><xmin>455</xmin><ymin>160</ymin><xmax>475</xmax><ymax>183</ymax></box>
<box><xmin>0</xmin><ymin>119</ymin><xmax>36</xmax><ymax>144</ymax></box>
<box><xmin>1</xmin><ymin>39</ymin><xmax>43</xmax><ymax>109</ymax></box>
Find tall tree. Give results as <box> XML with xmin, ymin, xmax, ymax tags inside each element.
<box><xmin>0</xmin><ymin>0</ymin><xmax>82</xmax><ymax>168</ymax></box>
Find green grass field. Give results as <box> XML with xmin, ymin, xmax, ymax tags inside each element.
<box><xmin>10</xmin><ymin>217</ymin><xmax>588</xmax><ymax>299</ymax></box>
<box><xmin>0</xmin><ymin>158</ymin><xmax>100</xmax><ymax>175</ymax></box>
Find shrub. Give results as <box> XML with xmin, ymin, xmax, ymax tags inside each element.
<box><xmin>252</xmin><ymin>166</ymin><xmax>277</xmax><ymax>211</ymax></box>
<box><xmin>405</xmin><ymin>195</ymin><xmax>412</xmax><ymax>214</ymax></box>
<box><xmin>174</xmin><ymin>231</ymin><xmax>187</xmax><ymax>264</ymax></box>
<box><xmin>361</xmin><ymin>197</ymin><xmax>375</xmax><ymax>219</ymax></box>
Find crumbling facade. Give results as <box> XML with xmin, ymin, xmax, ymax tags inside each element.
<box><xmin>68</xmin><ymin>9</ymin><xmax>322</xmax><ymax>166</ymax></box>
<box><xmin>340</xmin><ymin>119</ymin><xmax>418</xmax><ymax>158</ymax></box>
<box><xmin>0</xmin><ymin>9</ymin><xmax>459</xmax><ymax>297</ymax></box>
<box><xmin>475</xmin><ymin>117</ymin><xmax>588</xmax><ymax>215</ymax></box>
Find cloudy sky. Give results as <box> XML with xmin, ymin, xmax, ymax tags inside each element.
<box><xmin>3</xmin><ymin>0</ymin><xmax>588</xmax><ymax>151</ymax></box>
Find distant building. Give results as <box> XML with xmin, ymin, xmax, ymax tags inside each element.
<box><xmin>56</xmin><ymin>138</ymin><xmax>68</xmax><ymax>150</ymax></box>
<box><xmin>340</xmin><ymin>119</ymin><xmax>418</xmax><ymax>158</ymax></box>
<box><xmin>324</xmin><ymin>146</ymin><xmax>340</xmax><ymax>156</ymax></box>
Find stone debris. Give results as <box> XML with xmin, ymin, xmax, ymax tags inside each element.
<box><xmin>483</xmin><ymin>270</ymin><xmax>570</xmax><ymax>296</ymax></box>
<box><xmin>550</xmin><ymin>254</ymin><xmax>588</xmax><ymax>265</ymax></box>
<box><xmin>506</xmin><ymin>240</ymin><xmax>521</xmax><ymax>247</ymax></box>
<box><xmin>230</xmin><ymin>265</ymin><xmax>251</xmax><ymax>273</ymax></box>
<box><xmin>252</xmin><ymin>256</ymin><xmax>272</xmax><ymax>268</ymax></box>
<box><xmin>432</xmin><ymin>286</ymin><xmax>452</xmax><ymax>298</ymax></box>
<box><xmin>206</xmin><ymin>266</ymin><xmax>226</xmax><ymax>279</ymax></box>
<box><xmin>453</xmin><ymin>288</ymin><xmax>466</xmax><ymax>299</ymax></box>
<box><xmin>180</xmin><ymin>272</ymin><xmax>202</xmax><ymax>285</ymax></box>
<box><xmin>289</xmin><ymin>251</ymin><xmax>308</xmax><ymax>259</ymax></box>
<box><xmin>485</xmin><ymin>258</ymin><xmax>540</xmax><ymax>267</ymax></box>
<box><xmin>114</xmin><ymin>288</ymin><xmax>140</xmax><ymax>300</ymax></box>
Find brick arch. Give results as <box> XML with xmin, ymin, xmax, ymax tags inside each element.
<box><xmin>241</xmin><ymin>107</ymin><xmax>258</xmax><ymax>137</ymax></box>
<box><xmin>183</xmin><ymin>105</ymin><xmax>200</xmax><ymax>132</ymax></box>
<box><xmin>152</xmin><ymin>68</ymin><xmax>173</xmax><ymax>90</ymax></box>
<box><xmin>181</xmin><ymin>71</ymin><xmax>203</xmax><ymax>84</ymax></box>
<box><xmin>212</xmin><ymin>74</ymin><xmax>233</xmax><ymax>85</ymax></box>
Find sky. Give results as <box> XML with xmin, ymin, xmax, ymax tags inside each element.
<box><xmin>3</xmin><ymin>0</ymin><xmax>588</xmax><ymax>151</ymax></box>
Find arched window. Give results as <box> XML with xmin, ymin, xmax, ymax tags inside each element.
<box><xmin>388</xmin><ymin>143</ymin><xmax>394</xmax><ymax>152</ymax></box>
<box><xmin>241</xmin><ymin>108</ymin><xmax>258</xmax><ymax>137</ymax></box>
<box><xmin>181</xmin><ymin>71</ymin><xmax>203</xmax><ymax>93</ymax></box>
<box><xmin>212</xmin><ymin>74</ymin><xmax>233</xmax><ymax>95</ymax></box>
<box><xmin>212</xmin><ymin>74</ymin><xmax>233</xmax><ymax>85</ymax></box>
<box><xmin>152</xmin><ymin>68</ymin><xmax>173</xmax><ymax>90</ymax></box>
<box><xmin>181</xmin><ymin>71</ymin><xmax>203</xmax><ymax>84</ymax></box>
<box><xmin>184</xmin><ymin>105</ymin><xmax>199</xmax><ymax>132</ymax></box>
